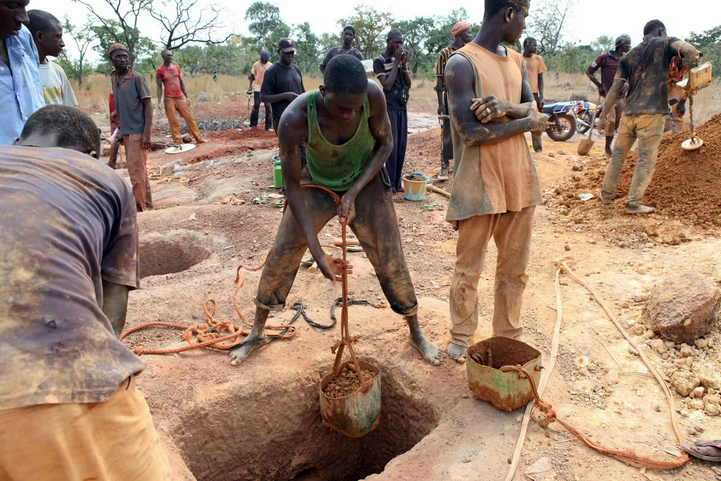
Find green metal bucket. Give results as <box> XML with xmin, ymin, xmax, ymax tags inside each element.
<box><xmin>466</xmin><ymin>337</ymin><xmax>542</xmax><ymax>411</ymax></box>
<box><xmin>319</xmin><ymin>360</ymin><xmax>381</xmax><ymax>438</ymax></box>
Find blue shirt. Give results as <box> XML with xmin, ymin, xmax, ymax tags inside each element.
<box><xmin>0</xmin><ymin>26</ymin><xmax>45</xmax><ymax>145</ymax></box>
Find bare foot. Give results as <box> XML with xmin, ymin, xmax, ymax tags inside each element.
<box><xmin>410</xmin><ymin>333</ymin><xmax>443</xmax><ymax>366</ymax></box>
<box><xmin>447</xmin><ymin>342</ymin><xmax>467</xmax><ymax>363</ymax></box>
<box><xmin>229</xmin><ymin>329</ymin><xmax>266</xmax><ymax>366</ymax></box>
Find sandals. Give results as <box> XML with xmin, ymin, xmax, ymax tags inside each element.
<box><xmin>682</xmin><ymin>440</ymin><xmax>721</xmax><ymax>462</ymax></box>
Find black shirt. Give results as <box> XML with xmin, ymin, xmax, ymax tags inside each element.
<box><xmin>373</xmin><ymin>54</ymin><xmax>407</xmax><ymax>111</ymax></box>
<box><xmin>260</xmin><ymin>62</ymin><xmax>305</xmax><ymax>125</ymax></box>
<box><xmin>616</xmin><ymin>36</ymin><xmax>681</xmax><ymax>115</ymax></box>
<box><xmin>319</xmin><ymin>47</ymin><xmax>363</xmax><ymax>70</ymax></box>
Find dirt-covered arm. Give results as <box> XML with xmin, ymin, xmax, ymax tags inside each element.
<box><xmin>102</xmin><ymin>280</ymin><xmax>130</xmax><ymax>337</ymax></box>
<box><xmin>277</xmin><ymin>95</ymin><xmax>335</xmax><ymax>282</ymax></box>
<box><xmin>599</xmin><ymin>78</ymin><xmax>625</xmax><ymax>122</ymax></box>
<box><xmin>445</xmin><ymin>55</ymin><xmax>546</xmax><ymax>147</ymax></box>
<box><xmin>339</xmin><ymin>82</ymin><xmax>393</xmax><ymax>224</ymax></box>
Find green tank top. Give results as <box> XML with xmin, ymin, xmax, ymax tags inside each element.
<box><xmin>306</xmin><ymin>90</ymin><xmax>376</xmax><ymax>190</ymax></box>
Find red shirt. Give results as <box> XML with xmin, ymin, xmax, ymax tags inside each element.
<box><xmin>155</xmin><ymin>64</ymin><xmax>183</xmax><ymax>99</ymax></box>
<box><xmin>589</xmin><ymin>52</ymin><xmax>625</xmax><ymax>99</ymax></box>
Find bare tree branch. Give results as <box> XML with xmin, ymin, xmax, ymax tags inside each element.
<box><xmin>149</xmin><ymin>0</ymin><xmax>234</xmax><ymax>50</ymax></box>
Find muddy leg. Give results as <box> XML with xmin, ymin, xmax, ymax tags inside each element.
<box><xmin>229</xmin><ymin>309</ymin><xmax>269</xmax><ymax>365</ymax></box>
<box><xmin>406</xmin><ymin>314</ymin><xmax>442</xmax><ymax>366</ymax></box>
<box><xmin>447</xmin><ymin>342</ymin><xmax>467</xmax><ymax>363</ymax></box>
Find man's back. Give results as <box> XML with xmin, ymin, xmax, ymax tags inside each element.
<box><xmin>619</xmin><ymin>36</ymin><xmax>680</xmax><ymax>115</ymax></box>
<box><xmin>0</xmin><ymin>146</ymin><xmax>142</xmax><ymax>411</ymax></box>
<box><xmin>39</xmin><ymin>59</ymin><xmax>78</xmax><ymax>106</ymax></box>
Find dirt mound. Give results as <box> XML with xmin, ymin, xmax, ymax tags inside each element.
<box><xmin>614</xmin><ymin>113</ymin><xmax>721</xmax><ymax>226</ymax></box>
<box><xmin>209</xmin><ymin>127</ymin><xmax>276</xmax><ymax>142</ymax></box>
<box><xmin>184</xmin><ymin>128</ymin><xmax>278</xmax><ymax>164</ymax></box>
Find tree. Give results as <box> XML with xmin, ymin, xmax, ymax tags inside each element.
<box><xmin>58</xmin><ymin>16</ymin><xmax>96</xmax><ymax>86</ymax></box>
<box><xmin>393</xmin><ymin>17</ymin><xmax>434</xmax><ymax>75</ymax></box>
<box><xmin>150</xmin><ymin>0</ymin><xmax>233</xmax><ymax>50</ymax></box>
<box><xmin>74</xmin><ymin>0</ymin><xmax>152</xmax><ymax>66</ymax></box>
<box><xmin>590</xmin><ymin>35</ymin><xmax>614</xmax><ymax>54</ymax></box>
<box><xmin>90</xmin><ymin>20</ymin><xmax>155</xmax><ymax>72</ymax></box>
<box><xmin>245</xmin><ymin>1</ymin><xmax>290</xmax><ymax>56</ymax></box>
<box><xmin>339</xmin><ymin>4</ymin><xmax>394</xmax><ymax>59</ymax></box>
<box><xmin>292</xmin><ymin>22</ymin><xmax>320</xmax><ymax>73</ymax></box>
<box><xmin>688</xmin><ymin>25</ymin><xmax>721</xmax><ymax>77</ymax></box>
<box><xmin>527</xmin><ymin>0</ymin><xmax>576</xmax><ymax>56</ymax></box>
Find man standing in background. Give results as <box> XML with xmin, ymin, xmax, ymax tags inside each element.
<box><xmin>0</xmin><ymin>0</ymin><xmax>44</xmax><ymax>144</ymax></box>
<box><xmin>373</xmin><ymin>28</ymin><xmax>411</xmax><ymax>195</ymax></box>
<box><xmin>27</xmin><ymin>10</ymin><xmax>77</xmax><ymax>107</ymax></box>
<box><xmin>587</xmin><ymin>34</ymin><xmax>631</xmax><ymax>156</ymax></box>
<box><xmin>435</xmin><ymin>21</ymin><xmax>473</xmax><ymax>179</ymax></box>
<box><xmin>156</xmin><ymin>49</ymin><xmax>204</xmax><ymax>145</ymax></box>
<box><xmin>110</xmin><ymin>43</ymin><xmax>153</xmax><ymax>212</ymax></box>
<box><xmin>248</xmin><ymin>50</ymin><xmax>272</xmax><ymax>131</ymax></box>
<box><xmin>523</xmin><ymin>37</ymin><xmax>546</xmax><ymax>153</ymax></box>
<box><xmin>319</xmin><ymin>25</ymin><xmax>363</xmax><ymax>74</ymax></box>
<box><xmin>261</xmin><ymin>38</ymin><xmax>305</xmax><ymax>133</ymax></box>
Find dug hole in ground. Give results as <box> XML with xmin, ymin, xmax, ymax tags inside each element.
<box><xmin>116</xmin><ymin>113</ymin><xmax>721</xmax><ymax>481</ymax></box>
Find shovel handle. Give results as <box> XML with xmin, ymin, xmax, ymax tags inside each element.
<box><xmin>587</xmin><ymin>95</ymin><xmax>602</xmax><ymax>139</ymax></box>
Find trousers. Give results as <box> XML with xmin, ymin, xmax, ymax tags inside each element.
<box><xmin>386</xmin><ymin>108</ymin><xmax>408</xmax><ymax>192</ymax></box>
<box><xmin>250</xmin><ymin>91</ymin><xmax>272</xmax><ymax>129</ymax></box>
<box><xmin>164</xmin><ymin>97</ymin><xmax>203</xmax><ymax>144</ymax></box>
<box><xmin>0</xmin><ymin>376</ymin><xmax>171</xmax><ymax>480</ymax></box>
<box><xmin>255</xmin><ymin>169</ymin><xmax>418</xmax><ymax>317</ymax></box>
<box><xmin>601</xmin><ymin>114</ymin><xmax>665</xmax><ymax>203</ymax></box>
<box><xmin>123</xmin><ymin>133</ymin><xmax>153</xmax><ymax>211</ymax></box>
<box><xmin>449</xmin><ymin>206</ymin><xmax>535</xmax><ymax>347</ymax></box>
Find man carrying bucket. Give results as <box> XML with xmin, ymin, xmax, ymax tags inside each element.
<box><xmin>229</xmin><ymin>55</ymin><xmax>442</xmax><ymax>367</ymax></box>
<box><xmin>443</xmin><ymin>0</ymin><xmax>548</xmax><ymax>362</ymax></box>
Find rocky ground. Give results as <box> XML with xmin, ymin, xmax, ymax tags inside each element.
<box><xmin>113</xmin><ymin>115</ymin><xmax>721</xmax><ymax>481</ymax></box>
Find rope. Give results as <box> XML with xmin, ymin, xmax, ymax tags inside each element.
<box><xmin>504</xmin><ymin>259</ymin><xmax>688</xmax><ymax>477</ymax></box>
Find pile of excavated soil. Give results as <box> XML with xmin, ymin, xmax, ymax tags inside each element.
<box><xmin>614</xmin><ymin>112</ymin><xmax>721</xmax><ymax>226</ymax></box>
<box><xmin>209</xmin><ymin>127</ymin><xmax>276</xmax><ymax>143</ymax></box>
<box><xmin>323</xmin><ymin>364</ymin><xmax>378</xmax><ymax>399</ymax></box>
<box><xmin>184</xmin><ymin>128</ymin><xmax>278</xmax><ymax>164</ymax></box>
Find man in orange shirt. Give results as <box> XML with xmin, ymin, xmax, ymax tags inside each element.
<box><xmin>444</xmin><ymin>0</ymin><xmax>547</xmax><ymax>361</ymax></box>
<box><xmin>523</xmin><ymin>36</ymin><xmax>547</xmax><ymax>152</ymax></box>
<box><xmin>247</xmin><ymin>51</ymin><xmax>272</xmax><ymax>131</ymax></box>
<box><xmin>155</xmin><ymin>49</ymin><xmax>204</xmax><ymax>145</ymax></box>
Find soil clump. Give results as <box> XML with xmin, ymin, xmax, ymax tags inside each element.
<box><xmin>323</xmin><ymin>363</ymin><xmax>378</xmax><ymax>398</ymax></box>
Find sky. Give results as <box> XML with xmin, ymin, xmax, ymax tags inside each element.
<box><xmin>28</xmin><ymin>0</ymin><xmax>721</xmax><ymax>62</ymax></box>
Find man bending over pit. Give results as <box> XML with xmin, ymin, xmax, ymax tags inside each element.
<box><xmin>444</xmin><ymin>0</ymin><xmax>547</xmax><ymax>362</ymax></box>
<box><xmin>0</xmin><ymin>105</ymin><xmax>171</xmax><ymax>478</ymax></box>
<box><xmin>230</xmin><ymin>55</ymin><xmax>442</xmax><ymax>366</ymax></box>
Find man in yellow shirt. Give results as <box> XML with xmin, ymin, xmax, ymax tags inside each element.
<box><xmin>523</xmin><ymin>37</ymin><xmax>547</xmax><ymax>152</ymax></box>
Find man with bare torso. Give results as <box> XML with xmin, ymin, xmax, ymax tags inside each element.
<box><xmin>229</xmin><ymin>55</ymin><xmax>442</xmax><ymax>367</ymax></box>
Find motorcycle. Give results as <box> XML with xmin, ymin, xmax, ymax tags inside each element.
<box><xmin>572</xmin><ymin>101</ymin><xmax>598</xmax><ymax>135</ymax></box>
<box><xmin>541</xmin><ymin>102</ymin><xmax>577</xmax><ymax>142</ymax></box>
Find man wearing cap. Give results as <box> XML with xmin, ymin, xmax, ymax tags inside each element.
<box><xmin>261</xmin><ymin>37</ymin><xmax>305</xmax><ymax>132</ymax></box>
<box><xmin>0</xmin><ymin>0</ymin><xmax>45</xmax><ymax>145</ymax></box>
<box><xmin>587</xmin><ymin>34</ymin><xmax>631</xmax><ymax>157</ymax></box>
<box><xmin>319</xmin><ymin>25</ymin><xmax>363</xmax><ymax>74</ymax></box>
<box><xmin>523</xmin><ymin>37</ymin><xmax>547</xmax><ymax>153</ymax></box>
<box><xmin>156</xmin><ymin>49</ymin><xmax>204</xmax><ymax>145</ymax></box>
<box><xmin>248</xmin><ymin>50</ymin><xmax>272</xmax><ymax>131</ymax></box>
<box><xmin>109</xmin><ymin>43</ymin><xmax>154</xmax><ymax>212</ymax></box>
<box><xmin>435</xmin><ymin>21</ymin><xmax>473</xmax><ymax>179</ymax></box>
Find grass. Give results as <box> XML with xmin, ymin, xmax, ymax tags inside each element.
<box><xmin>72</xmin><ymin>72</ymin><xmax>721</xmax><ymax>125</ymax></box>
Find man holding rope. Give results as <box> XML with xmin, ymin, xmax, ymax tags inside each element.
<box><xmin>229</xmin><ymin>55</ymin><xmax>442</xmax><ymax>367</ymax></box>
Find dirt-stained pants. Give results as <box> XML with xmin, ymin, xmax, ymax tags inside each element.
<box><xmin>601</xmin><ymin>114</ymin><xmax>665</xmax><ymax>203</ymax></box>
<box><xmin>255</xmin><ymin>170</ymin><xmax>418</xmax><ymax>317</ymax></box>
<box><xmin>0</xmin><ymin>376</ymin><xmax>172</xmax><ymax>480</ymax></box>
<box><xmin>165</xmin><ymin>97</ymin><xmax>204</xmax><ymax>144</ymax></box>
<box><xmin>123</xmin><ymin>134</ymin><xmax>153</xmax><ymax>211</ymax></box>
<box><xmin>604</xmin><ymin>97</ymin><xmax>626</xmax><ymax>137</ymax></box>
<box><xmin>449</xmin><ymin>206</ymin><xmax>535</xmax><ymax>347</ymax></box>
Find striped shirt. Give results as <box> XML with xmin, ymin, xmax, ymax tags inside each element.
<box><xmin>435</xmin><ymin>46</ymin><xmax>458</xmax><ymax>77</ymax></box>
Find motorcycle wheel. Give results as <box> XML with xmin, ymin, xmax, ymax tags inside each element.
<box><xmin>576</xmin><ymin>111</ymin><xmax>592</xmax><ymax>134</ymax></box>
<box><xmin>546</xmin><ymin>112</ymin><xmax>577</xmax><ymax>142</ymax></box>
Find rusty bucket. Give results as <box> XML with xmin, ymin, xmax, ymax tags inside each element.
<box><xmin>319</xmin><ymin>360</ymin><xmax>381</xmax><ymax>438</ymax></box>
<box><xmin>466</xmin><ymin>337</ymin><xmax>542</xmax><ymax>411</ymax></box>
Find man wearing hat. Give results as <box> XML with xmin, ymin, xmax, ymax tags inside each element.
<box><xmin>248</xmin><ymin>50</ymin><xmax>273</xmax><ymax>131</ymax></box>
<box><xmin>109</xmin><ymin>43</ymin><xmax>153</xmax><ymax>212</ymax></box>
<box><xmin>587</xmin><ymin>34</ymin><xmax>632</xmax><ymax>157</ymax></box>
<box><xmin>435</xmin><ymin>21</ymin><xmax>473</xmax><ymax>179</ymax></box>
<box><xmin>319</xmin><ymin>25</ymin><xmax>363</xmax><ymax>74</ymax></box>
<box><xmin>260</xmin><ymin>37</ymin><xmax>305</xmax><ymax>132</ymax></box>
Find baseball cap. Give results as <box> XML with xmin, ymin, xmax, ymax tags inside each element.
<box><xmin>615</xmin><ymin>34</ymin><xmax>631</xmax><ymax>48</ymax></box>
<box><xmin>260</xmin><ymin>50</ymin><xmax>270</xmax><ymax>61</ymax></box>
<box><xmin>278</xmin><ymin>38</ymin><xmax>296</xmax><ymax>53</ymax></box>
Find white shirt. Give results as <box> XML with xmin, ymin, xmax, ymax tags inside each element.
<box><xmin>39</xmin><ymin>60</ymin><xmax>78</xmax><ymax>107</ymax></box>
